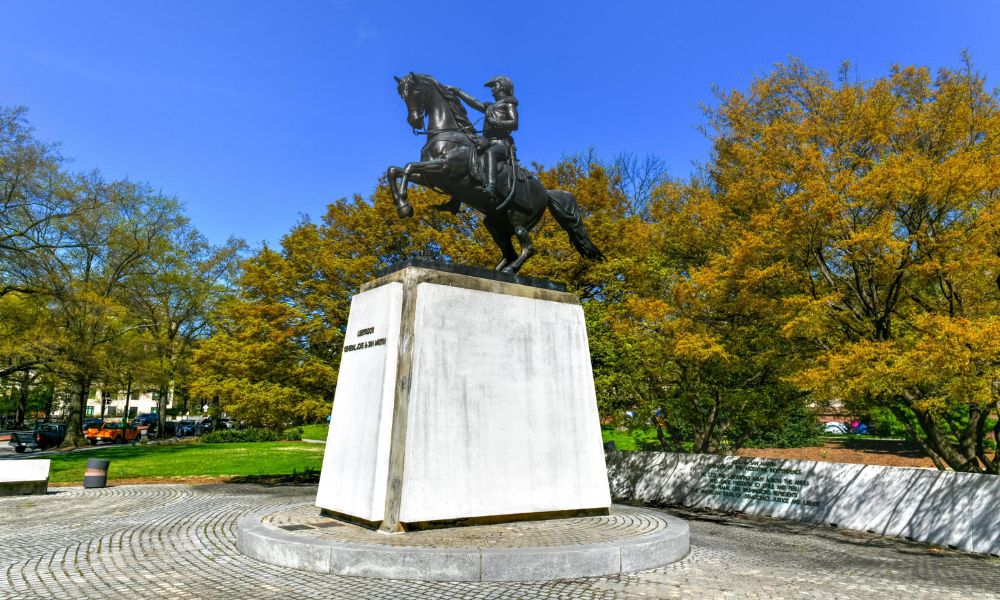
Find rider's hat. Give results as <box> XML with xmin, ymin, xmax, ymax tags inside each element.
<box><xmin>484</xmin><ymin>75</ymin><xmax>514</xmax><ymax>95</ymax></box>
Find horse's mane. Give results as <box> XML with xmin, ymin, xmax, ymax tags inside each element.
<box><xmin>414</xmin><ymin>73</ymin><xmax>477</xmax><ymax>135</ymax></box>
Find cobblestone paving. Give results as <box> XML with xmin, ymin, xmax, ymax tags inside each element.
<box><xmin>1</xmin><ymin>483</ymin><xmax>998</xmax><ymax>599</ymax></box>
<box><xmin>264</xmin><ymin>503</ymin><xmax>668</xmax><ymax>547</ymax></box>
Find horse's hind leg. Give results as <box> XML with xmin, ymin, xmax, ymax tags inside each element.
<box><xmin>486</xmin><ymin>220</ymin><xmax>518</xmax><ymax>271</ymax></box>
<box><xmin>503</xmin><ymin>224</ymin><xmax>535</xmax><ymax>274</ymax></box>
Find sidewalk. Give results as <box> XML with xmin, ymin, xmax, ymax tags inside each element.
<box><xmin>1</xmin><ymin>483</ymin><xmax>998</xmax><ymax>599</ymax></box>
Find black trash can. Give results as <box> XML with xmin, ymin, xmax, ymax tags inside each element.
<box><xmin>84</xmin><ymin>458</ymin><xmax>110</xmax><ymax>488</ymax></box>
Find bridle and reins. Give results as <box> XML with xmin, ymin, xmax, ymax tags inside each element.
<box><xmin>403</xmin><ymin>75</ymin><xmax>482</xmax><ymax>139</ymax></box>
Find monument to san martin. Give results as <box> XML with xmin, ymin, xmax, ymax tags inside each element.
<box><xmin>316</xmin><ymin>73</ymin><xmax>611</xmax><ymax>531</ymax></box>
<box><xmin>237</xmin><ymin>74</ymin><xmax>689</xmax><ymax>581</ymax></box>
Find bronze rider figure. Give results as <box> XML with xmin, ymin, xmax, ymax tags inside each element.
<box><xmin>448</xmin><ymin>75</ymin><xmax>519</xmax><ymax>201</ymax></box>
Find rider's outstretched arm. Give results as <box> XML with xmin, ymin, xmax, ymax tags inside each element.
<box><xmin>447</xmin><ymin>86</ymin><xmax>487</xmax><ymax>113</ymax></box>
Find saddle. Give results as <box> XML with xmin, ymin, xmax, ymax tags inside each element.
<box><xmin>466</xmin><ymin>136</ymin><xmax>528</xmax><ymax>186</ymax></box>
<box><xmin>429</xmin><ymin>130</ymin><xmax>530</xmax><ymax>212</ymax></box>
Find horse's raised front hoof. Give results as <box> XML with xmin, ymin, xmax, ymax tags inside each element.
<box><xmin>396</xmin><ymin>203</ymin><xmax>414</xmax><ymax>218</ymax></box>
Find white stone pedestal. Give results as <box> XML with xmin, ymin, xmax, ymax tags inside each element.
<box><xmin>316</xmin><ymin>264</ymin><xmax>611</xmax><ymax>532</ymax></box>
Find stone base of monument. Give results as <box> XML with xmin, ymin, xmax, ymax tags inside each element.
<box><xmin>314</xmin><ymin>261</ymin><xmax>615</xmax><ymax>532</ymax></box>
<box><xmin>236</xmin><ymin>503</ymin><xmax>690</xmax><ymax>581</ymax></box>
<box><xmin>245</xmin><ymin>261</ymin><xmax>693</xmax><ymax>579</ymax></box>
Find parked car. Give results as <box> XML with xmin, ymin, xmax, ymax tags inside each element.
<box><xmin>133</xmin><ymin>414</ymin><xmax>158</xmax><ymax>427</ymax></box>
<box><xmin>823</xmin><ymin>422</ymin><xmax>849</xmax><ymax>435</ymax></box>
<box><xmin>8</xmin><ymin>423</ymin><xmax>67</xmax><ymax>453</ymax></box>
<box><xmin>83</xmin><ymin>418</ymin><xmax>105</xmax><ymax>430</ymax></box>
<box><xmin>197</xmin><ymin>418</ymin><xmax>231</xmax><ymax>434</ymax></box>
<box><xmin>144</xmin><ymin>420</ymin><xmax>176</xmax><ymax>438</ymax></box>
<box><xmin>175</xmin><ymin>420</ymin><xmax>197</xmax><ymax>437</ymax></box>
<box><xmin>85</xmin><ymin>422</ymin><xmax>141</xmax><ymax>445</ymax></box>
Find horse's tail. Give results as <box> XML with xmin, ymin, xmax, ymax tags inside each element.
<box><xmin>546</xmin><ymin>190</ymin><xmax>605</xmax><ymax>261</ymax></box>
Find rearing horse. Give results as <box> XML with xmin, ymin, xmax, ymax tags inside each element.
<box><xmin>386</xmin><ymin>72</ymin><xmax>604</xmax><ymax>274</ymax></box>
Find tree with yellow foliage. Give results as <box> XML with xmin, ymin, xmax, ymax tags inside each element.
<box><xmin>190</xmin><ymin>161</ymin><xmax>639</xmax><ymax>428</ymax></box>
<box><xmin>699</xmin><ymin>57</ymin><xmax>1000</xmax><ymax>472</ymax></box>
<box><xmin>600</xmin><ymin>173</ymin><xmax>816</xmax><ymax>453</ymax></box>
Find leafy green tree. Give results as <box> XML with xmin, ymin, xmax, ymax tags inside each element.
<box><xmin>0</xmin><ymin>106</ymin><xmax>74</xmax><ymax>386</ymax></box>
<box><xmin>28</xmin><ymin>177</ymin><xmax>189</xmax><ymax>445</ymax></box>
<box><xmin>128</xmin><ymin>224</ymin><xmax>244</xmax><ymax>437</ymax></box>
<box><xmin>1</xmin><ymin>105</ymin><xmax>237</xmax><ymax>440</ymax></box>
<box><xmin>0</xmin><ymin>106</ymin><xmax>70</xmax><ymax>299</ymax></box>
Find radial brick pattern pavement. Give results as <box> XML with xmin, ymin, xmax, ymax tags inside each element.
<box><xmin>264</xmin><ymin>503</ymin><xmax>669</xmax><ymax>547</ymax></box>
<box><xmin>1</xmin><ymin>483</ymin><xmax>999</xmax><ymax>599</ymax></box>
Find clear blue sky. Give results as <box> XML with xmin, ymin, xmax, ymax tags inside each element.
<box><xmin>3</xmin><ymin>1</ymin><xmax>999</xmax><ymax>246</ymax></box>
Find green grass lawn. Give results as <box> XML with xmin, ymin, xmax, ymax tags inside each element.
<box><xmin>302</xmin><ymin>423</ymin><xmax>650</xmax><ymax>450</ymax></box>
<box><xmin>47</xmin><ymin>441</ymin><xmax>325</xmax><ymax>484</ymax></box>
<box><xmin>601</xmin><ymin>427</ymin><xmax>661</xmax><ymax>451</ymax></box>
<box><xmin>302</xmin><ymin>423</ymin><xmax>652</xmax><ymax>449</ymax></box>
<box><xmin>300</xmin><ymin>423</ymin><xmax>329</xmax><ymax>441</ymax></box>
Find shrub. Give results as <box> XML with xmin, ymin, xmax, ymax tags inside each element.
<box><xmin>200</xmin><ymin>427</ymin><xmax>303</xmax><ymax>444</ymax></box>
<box><xmin>739</xmin><ymin>401</ymin><xmax>823</xmax><ymax>449</ymax></box>
<box><xmin>864</xmin><ymin>408</ymin><xmax>910</xmax><ymax>439</ymax></box>
<box><xmin>742</xmin><ymin>419</ymin><xmax>822</xmax><ymax>449</ymax></box>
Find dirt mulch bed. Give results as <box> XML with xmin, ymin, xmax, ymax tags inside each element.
<box><xmin>736</xmin><ymin>438</ymin><xmax>936</xmax><ymax>469</ymax></box>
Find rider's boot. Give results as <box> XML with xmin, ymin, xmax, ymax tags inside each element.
<box><xmin>481</xmin><ymin>154</ymin><xmax>498</xmax><ymax>200</ymax></box>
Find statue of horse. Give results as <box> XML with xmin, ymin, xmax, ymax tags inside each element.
<box><xmin>386</xmin><ymin>72</ymin><xmax>604</xmax><ymax>274</ymax></box>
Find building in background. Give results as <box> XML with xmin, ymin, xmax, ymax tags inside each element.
<box><xmin>46</xmin><ymin>386</ymin><xmax>174</xmax><ymax>420</ymax></box>
<box><xmin>84</xmin><ymin>387</ymin><xmax>173</xmax><ymax>419</ymax></box>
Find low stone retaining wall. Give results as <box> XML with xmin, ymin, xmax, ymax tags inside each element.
<box><xmin>606</xmin><ymin>452</ymin><xmax>1000</xmax><ymax>556</ymax></box>
<box><xmin>0</xmin><ymin>459</ymin><xmax>50</xmax><ymax>496</ymax></box>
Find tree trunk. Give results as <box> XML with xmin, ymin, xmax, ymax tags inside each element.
<box><xmin>62</xmin><ymin>377</ymin><xmax>90</xmax><ymax>447</ymax></box>
<box><xmin>43</xmin><ymin>382</ymin><xmax>54</xmax><ymax>421</ymax></box>
<box><xmin>656</xmin><ymin>424</ymin><xmax>668</xmax><ymax>451</ymax></box>
<box><xmin>210</xmin><ymin>395</ymin><xmax>220</xmax><ymax>433</ymax></box>
<box><xmin>122</xmin><ymin>375</ymin><xmax>132</xmax><ymax>426</ymax></box>
<box><xmin>692</xmin><ymin>391</ymin><xmax>722</xmax><ymax>454</ymax></box>
<box><xmin>891</xmin><ymin>405</ymin><xmax>948</xmax><ymax>470</ymax></box>
<box><xmin>14</xmin><ymin>371</ymin><xmax>29</xmax><ymax>429</ymax></box>
<box><xmin>895</xmin><ymin>399</ymin><xmax>988</xmax><ymax>473</ymax></box>
<box><xmin>155</xmin><ymin>383</ymin><xmax>168</xmax><ymax>439</ymax></box>
<box><xmin>912</xmin><ymin>406</ymin><xmax>982</xmax><ymax>473</ymax></box>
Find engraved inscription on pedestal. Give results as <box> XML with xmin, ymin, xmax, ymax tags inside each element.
<box><xmin>315</xmin><ymin>282</ymin><xmax>403</xmax><ymax>523</ymax></box>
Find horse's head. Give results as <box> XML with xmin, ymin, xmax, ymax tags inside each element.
<box><xmin>395</xmin><ymin>73</ymin><xmax>425</xmax><ymax>130</ymax></box>
<box><xmin>395</xmin><ymin>73</ymin><xmax>475</xmax><ymax>136</ymax></box>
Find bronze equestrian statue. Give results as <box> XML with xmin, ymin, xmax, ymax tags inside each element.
<box><xmin>386</xmin><ymin>72</ymin><xmax>604</xmax><ymax>274</ymax></box>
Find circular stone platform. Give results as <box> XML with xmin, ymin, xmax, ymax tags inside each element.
<box><xmin>237</xmin><ymin>503</ymin><xmax>689</xmax><ymax>581</ymax></box>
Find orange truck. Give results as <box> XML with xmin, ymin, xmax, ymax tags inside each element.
<box><xmin>84</xmin><ymin>422</ymin><xmax>141</xmax><ymax>445</ymax></box>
